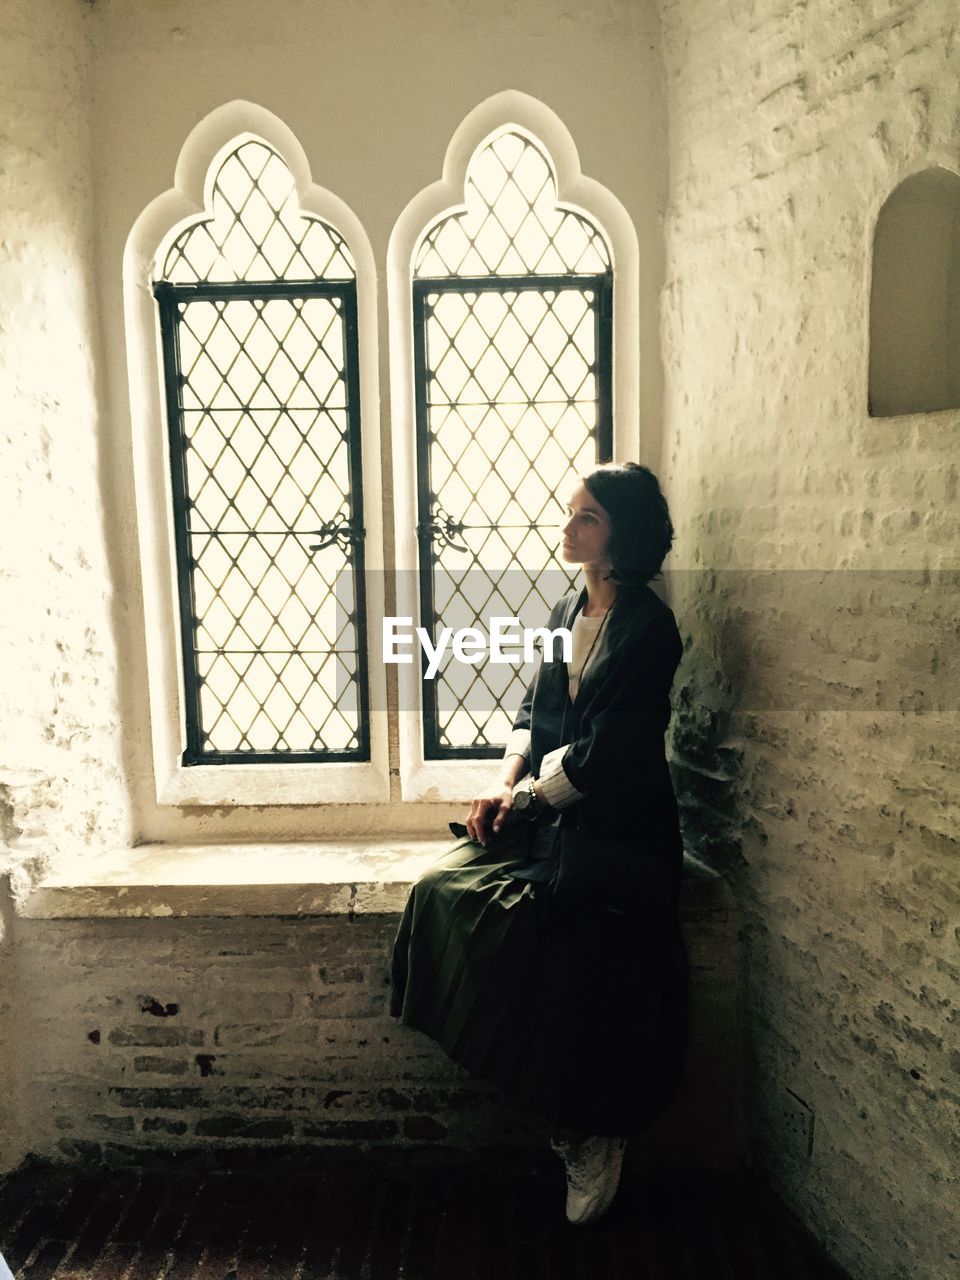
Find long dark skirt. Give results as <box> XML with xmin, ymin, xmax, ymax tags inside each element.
<box><xmin>389</xmin><ymin>819</ymin><xmax>689</xmax><ymax>1137</ymax></box>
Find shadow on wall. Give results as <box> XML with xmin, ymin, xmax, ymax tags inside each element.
<box><xmin>0</xmin><ymin>872</ymin><xmax>24</xmax><ymax>1176</ymax></box>
<box><xmin>666</xmin><ymin>565</ymin><xmax>960</xmax><ymax>872</ymax></box>
<box><xmin>666</xmin><ymin>571</ymin><xmax>744</xmax><ymax>874</ymax></box>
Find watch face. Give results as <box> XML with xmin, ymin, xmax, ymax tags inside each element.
<box><xmin>514</xmin><ymin>787</ymin><xmax>531</xmax><ymax>811</ymax></box>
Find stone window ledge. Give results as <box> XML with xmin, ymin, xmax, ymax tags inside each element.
<box><xmin>20</xmin><ymin>841</ymin><xmax>731</xmax><ymax>922</ymax></box>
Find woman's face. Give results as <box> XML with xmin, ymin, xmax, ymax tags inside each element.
<box><xmin>560</xmin><ymin>480</ymin><xmax>613</xmax><ymax>568</ymax></box>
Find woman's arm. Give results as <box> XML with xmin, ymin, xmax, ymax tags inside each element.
<box><xmin>466</xmin><ymin>758</ymin><xmax>526</xmax><ymax>843</ymax></box>
<box><xmin>536</xmin><ymin>743</ymin><xmax>587</xmax><ymax>810</ymax></box>
<box><xmin>464</xmin><ymin>596</ymin><xmax>573</xmax><ymax>842</ymax></box>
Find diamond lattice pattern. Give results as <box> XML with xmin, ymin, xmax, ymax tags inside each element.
<box><xmin>416</xmin><ymin>130</ymin><xmax>609</xmax><ymax>277</ymax></box>
<box><xmin>162</xmin><ymin>140</ymin><xmax>355</xmax><ymax>284</ymax></box>
<box><xmin>177</xmin><ymin>295</ymin><xmax>361</xmax><ymax>754</ymax></box>
<box><xmin>424</xmin><ymin>285</ymin><xmax>602</xmax><ymax>748</ymax></box>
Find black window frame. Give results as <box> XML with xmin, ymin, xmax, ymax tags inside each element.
<box><xmin>412</xmin><ymin>271</ymin><xmax>614</xmax><ymax>760</ymax></box>
<box><xmin>154</xmin><ymin>277</ymin><xmax>370</xmax><ymax>767</ymax></box>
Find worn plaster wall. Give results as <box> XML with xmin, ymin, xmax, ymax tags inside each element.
<box><xmin>0</xmin><ymin>1</ymin><xmax>131</xmax><ymax>1173</ymax></box>
<box><xmin>658</xmin><ymin>2</ymin><xmax>959</xmax><ymax>1278</ymax></box>
<box><xmin>88</xmin><ymin>0</ymin><xmax>668</xmax><ymax>843</ymax></box>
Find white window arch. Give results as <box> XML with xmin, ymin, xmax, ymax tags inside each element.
<box><xmin>124</xmin><ymin>101</ymin><xmax>388</xmax><ymax>806</ymax></box>
<box><xmin>388</xmin><ymin>91</ymin><xmax>640</xmax><ymax>802</ymax></box>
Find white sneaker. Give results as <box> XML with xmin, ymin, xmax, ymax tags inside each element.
<box><xmin>550</xmin><ymin>1133</ymin><xmax>627</xmax><ymax>1225</ymax></box>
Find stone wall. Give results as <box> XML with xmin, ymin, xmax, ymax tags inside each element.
<box><xmin>6</xmin><ymin>7</ymin><xmax>955</xmax><ymax>1275</ymax></box>
<box><xmin>15</xmin><ymin>861</ymin><xmax>739</xmax><ymax>1171</ymax></box>
<box><xmin>658</xmin><ymin>1</ymin><xmax>959</xmax><ymax>1278</ymax></box>
<box><xmin>0</xmin><ymin>0</ymin><xmax>132</xmax><ymax>1173</ymax></box>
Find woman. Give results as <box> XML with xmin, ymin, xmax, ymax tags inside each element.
<box><xmin>390</xmin><ymin>462</ymin><xmax>688</xmax><ymax>1225</ymax></box>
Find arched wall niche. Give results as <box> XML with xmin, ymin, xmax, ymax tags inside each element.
<box><xmin>868</xmin><ymin>165</ymin><xmax>960</xmax><ymax>417</ymax></box>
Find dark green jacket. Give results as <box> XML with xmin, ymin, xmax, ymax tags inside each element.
<box><xmin>512</xmin><ymin>583</ymin><xmax>684</xmax><ymax>852</ymax></box>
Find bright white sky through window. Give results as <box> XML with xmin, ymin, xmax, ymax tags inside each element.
<box><xmin>414</xmin><ymin>130</ymin><xmax>613</xmax><ymax>749</ymax></box>
<box><xmin>157</xmin><ymin>142</ymin><xmax>362</xmax><ymax>756</ymax></box>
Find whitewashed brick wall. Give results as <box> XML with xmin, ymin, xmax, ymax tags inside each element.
<box><xmin>5</xmin><ymin>9</ymin><xmax>954</xmax><ymax>1277</ymax></box>
<box><xmin>0</xmin><ymin>0</ymin><xmax>131</xmax><ymax>1171</ymax></box>
<box><xmin>658</xmin><ymin>2</ymin><xmax>959</xmax><ymax>1278</ymax></box>
<box><xmin>15</xmin><ymin>867</ymin><xmax>740</xmax><ymax>1171</ymax></box>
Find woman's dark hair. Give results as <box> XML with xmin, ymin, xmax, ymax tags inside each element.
<box><xmin>581</xmin><ymin>462</ymin><xmax>674</xmax><ymax>589</ymax></box>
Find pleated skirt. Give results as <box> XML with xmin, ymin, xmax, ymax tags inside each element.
<box><xmin>389</xmin><ymin>819</ymin><xmax>689</xmax><ymax>1137</ymax></box>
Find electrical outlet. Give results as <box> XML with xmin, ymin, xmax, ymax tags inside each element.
<box><xmin>780</xmin><ymin>1087</ymin><xmax>815</xmax><ymax>1158</ymax></box>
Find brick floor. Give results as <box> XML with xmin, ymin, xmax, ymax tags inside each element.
<box><xmin>0</xmin><ymin>1158</ymin><xmax>850</xmax><ymax>1279</ymax></box>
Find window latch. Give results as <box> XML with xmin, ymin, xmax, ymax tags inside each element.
<box><xmin>417</xmin><ymin>507</ymin><xmax>469</xmax><ymax>555</ymax></box>
<box><xmin>306</xmin><ymin>516</ymin><xmax>366</xmax><ymax>553</ymax></box>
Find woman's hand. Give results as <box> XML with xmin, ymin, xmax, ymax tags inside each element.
<box><xmin>465</xmin><ymin>783</ymin><xmax>516</xmax><ymax>845</ymax></box>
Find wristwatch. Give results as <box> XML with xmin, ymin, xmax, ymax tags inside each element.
<box><xmin>512</xmin><ymin>776</ymin><xmax>545</xmax><ymax>819</ymax></box>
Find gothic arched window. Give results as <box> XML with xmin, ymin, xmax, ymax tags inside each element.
<box><xmin>153</xmin><ymin>139</ymin><xmax>369</xmax><ymax>765</ymax></box>
<box><xmin>411</xmin><ymin>126</ymin><xmax>613</xmax><ymax>759</ymax></box>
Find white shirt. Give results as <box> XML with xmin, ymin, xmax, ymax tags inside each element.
<box><xmin>566</xmin><ymin>609</ymin><xmax>607</xmax><ymax>701</ymax></box>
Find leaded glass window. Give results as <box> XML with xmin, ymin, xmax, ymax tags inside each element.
<box><xmin>413</xmin><ymin>128</ymin><xmax>613</xmax><ymax>758</ymax></box>
<box><xmin>153</xmin><ymin>139</ymin><xmax>368</xmax><ymax>764</ymax></box>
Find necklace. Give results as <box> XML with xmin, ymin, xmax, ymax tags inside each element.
<box><xmin>566</xmin><ymin>604</ymin><xmax>611</xmax><ymax>707</ymax></box>
<box><xmin>553</xmin><ymin>602</ymin><xmax>613</xmax><ymax>809</ymax></box>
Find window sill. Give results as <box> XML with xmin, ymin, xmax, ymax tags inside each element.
<box><xmin>20</xmin><ymin>841</ymin><xmax>730</xmax><ymax>922</ymax></box>
<box><xmin>19</xmin><ymin>840</ymin><xmax>450</xmax><ymax>921</ymax></box>
<box><xmin>156</xmin><ymin>759</ymin><xmax>391</xmax><ymax>807</ymax></box>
